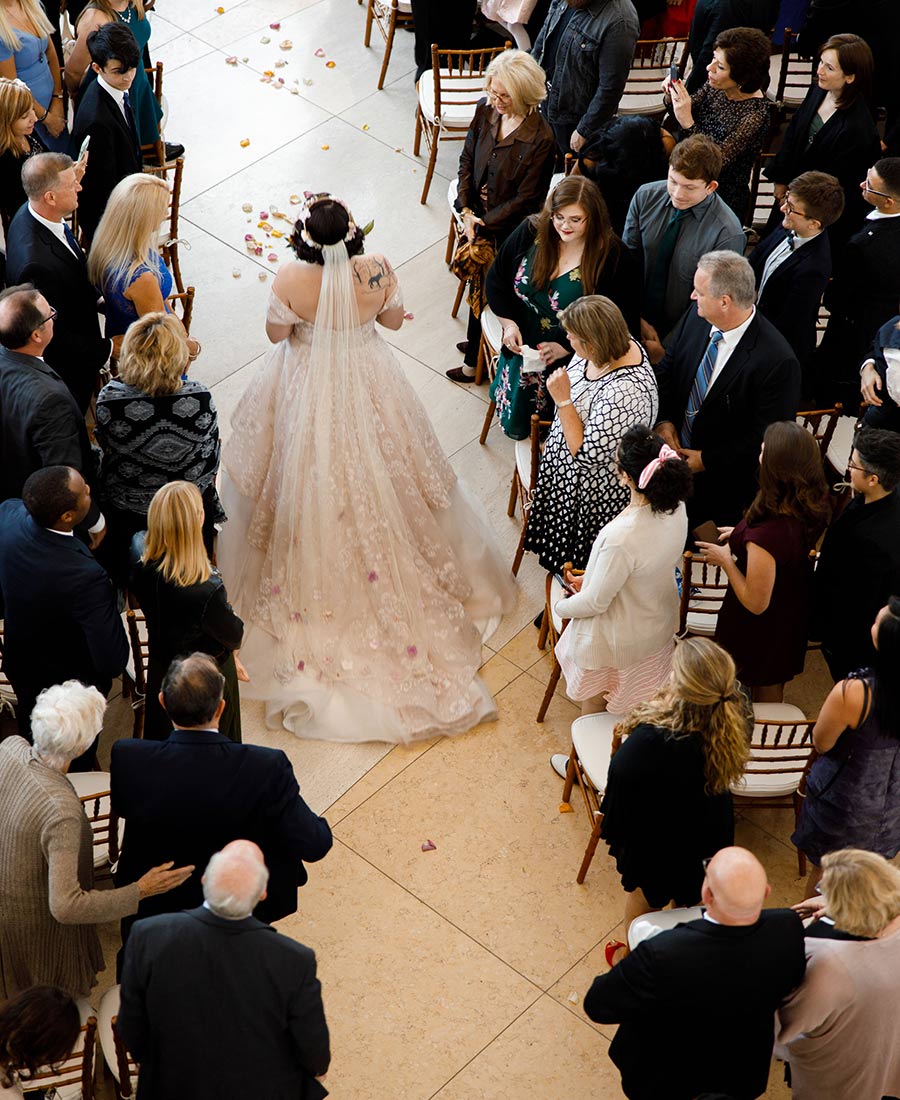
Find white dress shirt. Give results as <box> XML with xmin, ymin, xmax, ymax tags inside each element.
<box><xmin>27</xmin><ymin>204</ymin><xmax>80</xmax><ymax>258</ymax></box>
<box><xmin>97</xmin><ymin>73</ymin><xmax>129</xmax><ymax>121</ymax></box>
<box><xmin>757</xmin><ymin>230</ymin><xmax>817</xmax><ymax>296</ymax></box>
<box><xmin>706</xmin><ymin>306</ymin><xmax>757</xmax><ymax>393</ymax></box>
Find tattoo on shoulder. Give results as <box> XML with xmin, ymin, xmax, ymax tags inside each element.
<box><xmin>353</xmin><ymin>255</ymin><xmax>396</xmax><ymax>292</ymax></box>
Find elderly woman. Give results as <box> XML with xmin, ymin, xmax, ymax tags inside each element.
<box><xmin>522</xmin><ymin>296</ymin><xmax>658</xmax><ymax>572</ymax></box>
<box><xmin>667</xmin><ymin>26</ymin><xmax>773</xmax><ymax>221</ymax></box>
<box><xmin>0</xmin><ymin>987</ymin><xmax>79</xmax><ymax>1098</ymax></box>
<box><xmin>129</xmin><ymin>481</ymin><xmax>245</xmax><ymax>743</ymax></box>
<box><xmin>95</xmin><ymin>312</ymin><xmax>223</xmax><ymax>584</ymax></box>
<box><xmin>778</xmin><ymin>848</ymin><xmax>900</xmax><ymax>1099</ymax></box>
<box><xmin>0</xmin><ymin>681</ymin><xmax>191</xmax><ymax>999</ymax></box>
<box><xmin>449</xmin><ymin>48</ymin><xmax>556</xmax><ymax>381</ymax></box>
<box><xmin>0</xmin><ymin>76</ymin><xmax>43</xmax><ymax>234</ymax></box>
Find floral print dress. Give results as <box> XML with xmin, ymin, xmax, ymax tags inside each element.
<box><xmin>489</xmin><ymin>244</ymin><xmax>584</xmax><ymax>440</ymax></box>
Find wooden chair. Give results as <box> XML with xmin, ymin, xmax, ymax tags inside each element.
<box><xmin>617</xmin><ymin>36</ymin><xmax>688</xmax><ymax>117</ymax></box>
<box><xmin>815</xmin><ymin>295</ymin><xmax>829</xmax><ymax>347</ymax></box>
<box><xmin>167</xmin><ymin>286</ymin><xmax>195</xmax><ymax>335</ymax></box>
<box><xmin>476</xmin><ymin>305</ymin><xmax>502</xmax><ymax>396</ymax></box>
<box><xmin>413</xmin><ymin>42</ymin><xmax>510</xmax><ymax>204</ymax></box>
<box><xmin>123</xmin><ymin>598</ymin><xmax>150</xmax><ymax>739</ymax></box>
<box><xmin>746</xmin><ymin>150</ymin><xmax>777</xmax><ymax>237</ymax></box>
<box><xmin>773</xmin><ymin>30</ymin><xmax>816</xmax><ymax>114</ymax></box>
<box><xmin>144</xmin><ymin>155</ymin><xmax>187</xmax><ymax>293</ymax></box>
<box><xmin>678</xmin><ymin>551</ymin><xmax>729</xmax><ymax>637</ymax></box>
<box><xmin>0</xmin><ymin>621</ymin><xmax>17</xmax><ymax>720</ymax></box>
<box><xmin>445</xmin><ymin>177</ymin><xmax>469</xmax><ymax>318</ymax></box>
<box><xmin>140</xmin><ymin>61</ymin><xmax>177</xmax><ymax>168</ymax></box>
<box><xmin>98</xmin><ymin>986</ymin><xmax>139</xmax><ymax>1099</ymax></box>
<box><xmin>797</xmin><ymin>403</ymin><xmax>843</xmax><ymax>463</ymax></box>
<box><xmin>68</xmin><ymin>771</ymin><xmax>122</xmax><ymax>880</ymax></box>
<box><xmin>536</xmin><ymin>570</ymin><xmax>572</xmax><ymax>722</ymax></box>
<box><xmin>508</xmin><ymin>412</ymin><xmax>551</xmax><ymax>576</ymax></box>
<box><xmin>732</xmin><ymin>703</ymin><xmax>817</xmax><ymax>875</ymax></box>
<box><xmin>364</xmin><ymin>0</ymin><xmax>414</xmax><ymax>91</ymax></box>
<box><xmin>19</xmin><ymin>1003</ymin><xmax>98</xmax><ymax>1099</ymax></box>
<box><xmin>558</xmin><ymin>712</ymin><xmax>621</xmax><ymax>882</ymax></box>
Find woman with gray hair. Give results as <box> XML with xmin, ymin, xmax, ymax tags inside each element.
<box><xmin>0</xmin><ymin>681</ymin><xmax>192</xmax><ymax>999</ymax></box>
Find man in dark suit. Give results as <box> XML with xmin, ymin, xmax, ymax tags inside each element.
<box><xmin>749</xmin><ymin>171</ymin><xmax>844</xmax><ymax>396</ymax></box>
<box><xmin>0</xmin><ymin>285</ymin><xmax>104</xmax><ymax>540</ymax></box>
<box><xmin>5</xmin><ymin>153</ymin><xmax>112</xmax><ymax>414</ymax></box>
<box><xmin>584</xmin><ymin>847</ymin><xmax>806</xmax><ymax>1100</ymax></box>
<box><xmin>111</xmin><ymin>653</ymin><xmax>333</xmax><ymax>934</ymax></box>
<box><xmin>0</xmin><ymin>466</ymin><xmax>128</xmax><ymax>758</ymax></box>
<box><xmin>70</xmin><ymin>22</ymin><xmax>143</xmax><ymax>244</ymax></box>
<box><xmin>815</xmin><ymin>158</ymin><xmax>900</xmax><ymax>408</ymax></box>
<box><xmin>119</xmin><ymin>840</ymin><xmax>330</xmax><ymax>1100</ymax></box>
<box><xmin>655</xmin><ymin>250</ymin><xmax>802</xmax><ymax>527</ymax></box>
<box><xmin>812</xmin><ymin>427</ymin><xmax>900</xmax><ymax>680</ymax></box>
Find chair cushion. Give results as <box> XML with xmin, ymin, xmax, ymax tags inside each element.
<box><xmin>417</xmin><ymin>68</ymin><xmax>481</xmax><ymax>127</ymax></box>
<box><xmin>571</xmin><ymin>712</ymin><xmax>620</xmax><ymax>793</ymax></box>
<box><xmin>684</xmin><ymin>610</ymin><xmax>717</xmax><ymax>636</ymax></box>
<box><xmin>752</xmin><ymin>702</ymin><xmax>807</xmax><ymax>723</ymax></box>
<box><xmin>514</xmin><ymin>437</ymin><xmax>532</xmax><ymax>492</ymax></box>
<box><xmin>480</xmin><ymin>307</ymin><xmax>503</xmax><ymax>354</ymax></box>
<box><xmin>628</xmin><ymin>905</ymin><xmax>704</xmax><ymax>949</ymax></box>
<box><xmin>549</xmin><ymin>575</ymin><xmax>565</xmax><ymax>634</ymax></box>
<box><xmin>97</xmin><ymin>985</ymin><xmax>122</xmax><ymax>1083</ymax></box>
<box><xmin>825</xmin><ymin>414</ymin><xmax>856</xmax><ymax>476</ymax></box>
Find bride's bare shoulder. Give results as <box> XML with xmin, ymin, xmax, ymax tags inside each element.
<box><xmin>351</xmin><ymin>253</ymin><xmax>397</xmax><ymax>295</ymax></box>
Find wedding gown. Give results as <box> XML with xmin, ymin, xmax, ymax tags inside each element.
<box><xmin>217</xmin><ymin>245</ymin><xmax>516</xmax><ymax>743</ymax></box>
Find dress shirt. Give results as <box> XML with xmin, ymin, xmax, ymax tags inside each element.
<box><xmin>866</xmin><ymin>209</ymin><xmax>900</xmax><ymax>221</ymax></box>
<box><xmin>706</xmin><ymin>306</ymin><xmax>756</xmax><ymax>391</ymax></box>
<box><xmin>623</xmin><ymin>181</ymin><xmax>746</xmax><ymax>340</ymax></box>
<box><xmin>757</xmin><ymin>230</ymin><xmax>816</xmax><ymax>295</ymax></box>
<box><xmin>27</xmin><ymin>204</ymin><xmax>80</xmax><ymax>259</ymax></box>
<box><xmin>97</xmin><ymin>73</ymin><xmax>129</xmax><ymax>121</ymax></box>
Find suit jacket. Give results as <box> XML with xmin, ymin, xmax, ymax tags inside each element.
<box><xmin>111</xmin><ymin>730</ymin><xmax>333</xmax><ymax>924</ymax></box>
<box><xmin>0</xmin><ymin>346</ymin><xmax>100</xmax><ymax>526</ymax></box>
<box><xmin>749</xmin><ymin>228</ymin><xmax>831</xmax><ymax>369</ymax></box>
<box><xmin>861</xmin><ymin>314</ymin><xmax>900</xmax><ymax>433</ymax></box>
<box><xmin>655</xmin><ymin>307</ymin><xmax>801</xmax><ymax>525</ymax></box>
<box><xmin>0</xmin><ymin>499</ymin><xmax>128</xmax><ymax>724</ymax></box>
<box><xmin>118</xmin><ymin>906</ymin><xmax>330</xmax><ymax>1100</ymax></box>
<box><xmin>584</xmin><ymin>910</ymin><xmax>807</xmax><ymax>1100</ymax></box>
<box><xmin>70</xmin><ymin>80</ymin><xmax>142</xmax><ymax>243</ymax></box>
<box><xmin>4</xmin><ymin>204</ymin><xmax>111</xmax><ymax>414</ymax></box>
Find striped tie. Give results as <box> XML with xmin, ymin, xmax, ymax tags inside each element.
<box><xmin>681</xmin><ymin>330</ymin><xmax>724</xmax><ymax>448</ymax></box>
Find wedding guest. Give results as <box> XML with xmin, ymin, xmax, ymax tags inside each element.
<box><xmin>0</xmin><ymin>75</ymin><xmax>43</xmax><ymax>234</ymax></box>
<box><xmin>860</xmin><ymin>310</ymin><xmax>900</xmax><ymax>434</ymax></box>
<box><xmin>0</xmin><ymin>0</ymin><xmax>66</xmax><ymax>150</ymax></box>
<box><xmin>0</xmin><ymin>987</ymin><xmax>79</xmax><ymax>1098</ymax></box>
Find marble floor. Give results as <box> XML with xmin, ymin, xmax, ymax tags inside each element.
<box><xmin>82</xmin><ymin>1</ymin><xmax>832</xmax><ymax>1095</ymax></box>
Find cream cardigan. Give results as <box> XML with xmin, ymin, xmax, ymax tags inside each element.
<box><xmin>555</xmin><ymin>501</ymin><xmax>687</xmax><ymax>670</ymax></box>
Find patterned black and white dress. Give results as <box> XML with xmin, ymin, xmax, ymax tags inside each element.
<box><xmin>522</xmin><ymin>344</ymin><xmax>658</xmax><ymax>572</ymax></box>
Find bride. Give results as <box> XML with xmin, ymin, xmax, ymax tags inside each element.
<box><xmin>217</xmin><ymin>192</ymin><xmax>516</xmax><ymax>743</ymax></box>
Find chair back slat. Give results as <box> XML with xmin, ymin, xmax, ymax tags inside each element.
<box><xmin>797</xmin><ymin>404</ymin><xmax>843</xmax><ymax>462</ymax></box>
<box><xmin>775</xmin><ymin>30</ymin><xmax>816</xmax><ymax>109</ymax></box>
<box><xmin>20</xmin><ymin>1016</ymin><xmax>97</xmax><ymax>1097</ymax></box>
<box><xmin>619</xmin><ymin>37</ymin><xmax>688</xmax><ymax>113</ymax></box>
<box><xmin>678</xmin><ymin>551</ymin><xmax>729</xmax><ymax>636</ymax></box>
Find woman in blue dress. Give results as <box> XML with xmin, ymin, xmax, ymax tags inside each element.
<box><xmin>0</xmin><ymin>0</ymin><xmax>67</xmax><ymax>150</ymax></box>
<box><xmin>64</xmin><ymin>0</ymin><xmax>161</xmax><ymax>147</ymax></box>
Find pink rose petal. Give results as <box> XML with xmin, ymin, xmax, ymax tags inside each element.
<box><xmin>421</xmin><ymin>840</ymin><xmax>437</xmax><ymax>852</ymax></box>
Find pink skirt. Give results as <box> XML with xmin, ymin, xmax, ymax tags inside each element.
<box><xmin>556</xmin><ymin>631</ymin><xmax>675</xmax><ymax>714</ymax></box>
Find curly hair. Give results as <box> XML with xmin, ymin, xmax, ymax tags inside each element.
<box><xmin>615</xmin><ymin>637</ymin><xmax>751</xmax><ymax>793</ymax></box>
<box><xmin>714</xmin><ymin>26</ymin><xmax>771</xmax><ymax>94</ymax></box>
<box><xmin>289</xmin><ymin>197</ymin><xmax>365</xmax><ymax>265</ymax></box>
<box><xmin>744</xmin><ymin>421</ymin><xmax>831</xmax><ymax>544</ymax></box>
<box><xmin>528</xmin><ymin>176</ymin><xmax>619</xmax><ymax>294</ymax></box>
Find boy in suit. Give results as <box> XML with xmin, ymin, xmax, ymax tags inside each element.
<box><xmin>70</xmin><ymin>22</ymin><xmax>142</xmax><ymax>244</ymax></box>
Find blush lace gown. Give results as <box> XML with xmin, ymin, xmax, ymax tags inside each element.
<box><xmin>217</xmin><ymin>246</ymin><xmax>516</xmax><ymax>743</ymax></box>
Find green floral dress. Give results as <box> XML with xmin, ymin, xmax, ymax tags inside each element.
<box><xmin>489</xmin><ymin>245</ymin><xmax>584</xmax><ymax>440</ymax></box>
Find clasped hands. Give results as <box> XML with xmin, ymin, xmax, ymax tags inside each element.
<box><xmin>500</xmin><ymin>323</ymin><xmax>568</xmax><ymax>368</ymax></box>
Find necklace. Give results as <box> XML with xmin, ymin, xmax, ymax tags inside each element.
<box><xmin>116</xmin><ymin>3</ymin><xmax>133</xmax><ymax>23</ymax></box>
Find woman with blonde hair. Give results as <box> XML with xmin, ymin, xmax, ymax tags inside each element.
<box><xmin>129</xmin><ymin>481</ymin><xmax>245</xmax><ymax>743</ymax></box>
<box><xmin>597</xmin><ymin>636</ymin><xmax>752</xmax><ymax>963</ymax></box>
<box><xmin>95</xmin><ymin>312</ymin><xmax>223</xmax><ymax>583</ymax></box>
<box><xmin>0</xmin><ymin>76</ymin><xmax>43</xmax><ymax>232</ymax></box>
<box><xmin>778</xmin><ymin>848</ymin><xmax>900</xmax><ymax>1099</ymax></box>
<box><xmin>88</xmin><ymin>173</ymin><xmax>195</xmax><ymax>347</ymax></box>
<box><xmin>0</xmin><ymin>0</ymin><xmax>66</xmax><ymax>150</ymax></box>
<box><xmin>448</xmin><ymin>48</ymin><xmax>555</xmax><ymax>380</ymax></box>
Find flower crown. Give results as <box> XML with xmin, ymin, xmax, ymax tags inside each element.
<box><xmin>295</xmin><ymin>190</ymin><xmax>360</xmax><ymax>250</ymax></box>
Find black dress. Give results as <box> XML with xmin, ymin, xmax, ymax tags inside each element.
<box><xmin>0</xmin><ymin>132</ymin><xmax>46</xmax><ymax>236</ymax></box>
<box><xmin>599</xmin><ymin>723</ymin><xmax>736</xmax><ymax>908</ymax></box>
<box><xmin>128</xmin><ymin>533</ymin><xmax>244</xmax><ymax>743</ymax></box>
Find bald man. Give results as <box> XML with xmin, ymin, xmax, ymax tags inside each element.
<box><xmin>118</xmin><ymin>842</ymin><xmax>330</xmax><ymax>1100</ymax></box>
<box><xmin>584</xmin><ymin>848</ymin><xmax>806</xmax><ymax>1100</ymax></box>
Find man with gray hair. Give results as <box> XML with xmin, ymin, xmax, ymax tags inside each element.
<box><xmin>4</xmin><ymin>152</ymin><xmax>111</xmax><ymax>413</ymax></box>
<box><xmin>118</xmin><ymin>841</ymin><xmax>331</xmax><ymax>1100</ymax></box>
<box><xmin>654</xmin><ymin>250</ymin><xmax>801</xmax><ymax>527</ymax></box>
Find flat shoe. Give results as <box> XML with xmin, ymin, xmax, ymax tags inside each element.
<box><xmin>456</xmin><ymin>340</ymin><xmax>468</xmax><ymax>353</ymax></box>
<box><xmin>605</xmin><ymin>940</ymin><xmax>626</xmax><ymax>967</ymax></box>
<box><xmin>446</xmin><ymin>366</ymin><xmax>476</xmax><ymax>383</ymax></box>
<box><xmin>550</xmin><ymin>753</ymin><xmax>571</xmax><ymax>781</ymax></box>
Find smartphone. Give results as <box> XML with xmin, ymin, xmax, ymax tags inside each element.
<box><xmin>692</xmin><ymin>520</ymin><xmax>720</xmax><ymax>547</ymax></box>
<box><xmin>553</xmin><ymin>572</ymin><xmax>575</xmax><ymax>596</ymax></box>
<box><xmin>669</xmin><ymin>61</ymin><xmax>679</xmax><ymax>84</ymax></box>
<box><xmin>78</xmin><ymin>134</ymin><xmax>91</xmax><ymax>159</ymax></box>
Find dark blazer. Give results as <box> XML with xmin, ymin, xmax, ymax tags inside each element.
<box><xmin>584</xmin><ymin>910</ymin><xmax>806</xmax><ymax>1100</ymax></box>
<box><xmin>455</xmin><ymin>100</ymin><xmax>556</xmax><ymax>244</ymax></box>
<box><xmin>118</xmin><ymin>906</ymin><xmax>330</xmax><ymax>1100</ymax></box>
<box><xmin>0</xmin><ymin>346</ymin><xmax>101</xmax><ymax>527</ymax></box>
<box><xmin>763</xmin><ymin>89</ymin><xmax>880</xmax><ymax>250</ymax></box>
<box><xmin>0</xmin><ymin>499</ymin><xmax>128</xmax><ymax>736</ymax></box>
<box><xmin>5</xmin><ymin>204</ymin><xmax>112</xmax><ymax>414</ymax></box>
<box><xmin>111</xmin><ymin>730</ymin><xmax>333</xmax><ymax>924</ymax></box>
<box><xmin>861</xmin><ymin>314</ymin><xmax>900</xmax><ymax>433</ymax></box>
<box><xmin>749</xmin><ymin>228</ymin><xmax>831</xmax><ymax>370</ymax></box>
<box><xmin>70</xmin><ymin>80</ymin><xmax>142</xmax><ymax>243</ymax></box>
<box><xmin>811</xmin><ymin>490</ymin><xmax>900</xmax><ymax>680</ymax></box>
<box><xmin>656</xmin><ymin>307</ymin><xmax>801</xmax><ymax>525</ymax></box>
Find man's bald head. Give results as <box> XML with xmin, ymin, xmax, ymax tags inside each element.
<box><xmin>202</xmin><ymin>841</ymin><xmax>269</xmax><ymax>919</ymax></box>
<box><xmin>703</xmin><ymin>847</ymin><xmax>770</xmax><ymax>925</ymax></box>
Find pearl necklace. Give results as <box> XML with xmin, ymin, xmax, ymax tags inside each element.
<box><xmin>116</xmin><ymin>3</ymin><xmax>134</xmax><ymax>23</ymax></box>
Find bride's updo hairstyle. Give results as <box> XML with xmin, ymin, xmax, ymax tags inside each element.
<box><xmin>616</xmin><ymin>424</ymin><xmax>693</xmax><ymax>514</ymax></box>
<box><xmin>289</xmin><ymin>193</ymin><xmax>366</xmax><ymax>265</ymax></box>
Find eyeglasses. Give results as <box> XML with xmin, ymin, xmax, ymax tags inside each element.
<box><xmin>488</xmin><ymin>89</ymin><xmax>511</xmax><ymax>104</ymax></box>
<box><xmin>846</xmin><ymin>461</ymin><xmax>873</xmax><ymax>475</ymax></box>
<box><xmin>552</xmin><ymin>212</ymin><xmax>586</xmax><ymax>227</ymax></box>
<box><xmin>702</xmin><ymin>857</ymin><xmax>712</xmax><ymax>872</ymax></box>
<box><xmin>863</xmin><ymin>179</ymin><xmax>892</xmax><ymax>198</ymax></box>
<box><xmin>781</xmin><ymin>196</ymin><xmax>810</xmax><ymax>217</ymax></box>
<box><xmin>38</xmin><ymin>307</ymin><xmax>58</xmax><ymax>327</ymax></box>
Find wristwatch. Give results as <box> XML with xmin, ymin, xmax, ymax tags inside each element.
<box><xmin>557</xmin><ymin>399</ymin><xmax>574</xmax><ymax>409</ymax></box>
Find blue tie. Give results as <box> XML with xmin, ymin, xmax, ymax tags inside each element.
<box><xmin>62</xmin><ymin>221</ymin><xmax>82</xmax><ymax>258</ymax></box>
<box><xmin>123</xmin><ymin>90</ymin><xmax>134</xmax><ymax>132</ymax></box>
<box><xmin>681</xmin><ymin>330</ymin><xmax>724</xmax><ymax>447</ymax></box>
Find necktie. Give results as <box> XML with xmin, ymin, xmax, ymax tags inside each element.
<box><xmin>645</xmin><ymin>206</ymin><xmax>688</xmax><ymax>328</ymax></box>
<box><xmin>62</xmin><ymin>221</ymin><xmax>83</xmax><ymax>259</ymax></box>
<box><xmin>787</xmin><ymin>230</ymin><xmax>796</xmax><ymax>251</ymax></box>
<box><xmin>681</xmin><ymin>330</ymin><xmax>724</xmax><ymax>448</ymax></box>
<box><xmin>123</xmin><ymin>90</ymin><xmax>134</xmax><ymax>133</ymax></box>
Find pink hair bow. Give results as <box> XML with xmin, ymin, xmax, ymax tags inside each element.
<box><xmin>638</xmin><ymin>443</ymin><xmax>680</xmax><ymax>490</ymax></box>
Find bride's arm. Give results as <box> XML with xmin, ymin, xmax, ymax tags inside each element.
<box><xmin>266</xmin><ymin>266</ymin><xmax>304</xmax><ymax>343</ymax></box>
<box><xmin>355</xmin><ymin>254</ymin><xmax>404</xmax><ymax>330</ymax></box>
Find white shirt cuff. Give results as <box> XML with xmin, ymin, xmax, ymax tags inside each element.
<box><xmin>88</xmin><ymin>514</ymin><xmax>106</xmax><ymax>535</ymax></box>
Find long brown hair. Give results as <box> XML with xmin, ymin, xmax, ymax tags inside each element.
<box><xmin>615</xmin><ymin>637</ymin><xmax>751</xmax><ymax>794</ymax></box>
<box><xmin>820</xmin><ymin>33</ymin><xmax>873</xmax><ymax>109</ymax></box>
<box><xmin>744</xmin><ymin>421</ymin><xmax>831</xmax><ymax>543</ymax></box>
<box><xmin>528</xmin><ymin>176</ymin><xmax>617</xmax><ymax>293</ymax></box>
<box><xmin>0</xmin><ymin>78</ymin><xmax>34</xmax><ymax>157</ymax></box>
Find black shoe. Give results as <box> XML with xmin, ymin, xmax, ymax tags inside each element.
<box><xmin>456</xmin><ymin>340</ymin><xmax>468</xmax><ymax>354</ymax></box>
<box><xmin>164</xmin><ymin>141</ymin><xmax>185</xmax><ymax>160</ymax></box>
<box><xmin>534</xmin><ymin>609</ymin><xmax>544</xmax><ymax>629</ymax></box>
<box><xmin>446</xmin><ymin>365</ymin><xmax>476</xmax><ymax>383</ymax></box>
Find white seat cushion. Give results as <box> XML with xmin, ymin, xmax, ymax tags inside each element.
<box><xmin>480</xmin><ymin>306</ymin><xmax>503</xmax><ymax>353</ymax></box>
<box><xmin>549</xmin><ymin>575</ymin><xmax>565</xmax><ymax>634</ymax></box>
<box><xmin>752</xmin><ymin>702</ymin><xmax>807</xmax><ymax>723</ymax></box>
<box><xmin>825</xmin><ymin>414</ymin><xmax>856</xmax><ymax>475</ymax></box>
<box><xmin>684</xmin><ymin>609</ymin><xmax>717</xmax><ymax>636</ymax></box>
<box><xmin>571</xmin><ymin>712</ymin><xmax>621</xmax><ymax>793</ymax></box>
<box><xmin>417</xmin><ymin>69</ymin><xmax>481</xmax><ymax>127</ymax></box>
<box><xmin>733</xmin><ymin>704</ymin><xmax>812</xmax><ymax>797</ymax></box>
<box><xmin>514</xmin><ymin>437</ymin><xmax>532</xmax><ymax>491</ymax></box>
<box><xmin>628</xmin><ymin>905</ymin><xmax>704</xmax><ymax>950</ymax></box>
<box><xmin>98</xmin><ymin>985</ymin><xmax>122</xmax><ymax>1084</ymax></box>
